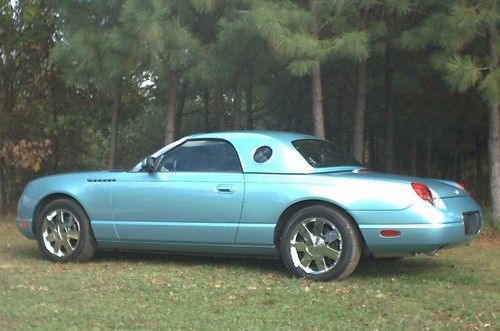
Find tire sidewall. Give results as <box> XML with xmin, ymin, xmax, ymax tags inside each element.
<box><xmin>35</xmin><ymin>199</ymin><xmax>94</xmax><ymax>262</ymax></box>
<box><xmin>280</xmin><ymin>205</ymin><xmax>361</xmax><ymax>281</ymax></box>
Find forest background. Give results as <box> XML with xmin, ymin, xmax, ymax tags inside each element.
<box><xmin>0</xmin><ymin>0</ymin><xmax>498</xmax><ymax>221</ymax></box>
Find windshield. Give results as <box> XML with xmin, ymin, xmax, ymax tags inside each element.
<box><xmin>292</xmin><ymin>139</ymin><xmax>362</xmax><ymax>168</ymax></box>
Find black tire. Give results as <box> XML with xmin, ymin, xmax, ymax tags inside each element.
<box><xmin>35</xmin><ymin>198</ymin><xmax>97</xmax><ymax>262</ymax></box>
<box><xmin>280</xmin><ymin>205</ymin><xmax>362</xmax><ymax>281</ymax></box>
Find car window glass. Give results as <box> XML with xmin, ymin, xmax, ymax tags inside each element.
<box><xmin>292</xmin><ymin>139</ymin><xmax>362</xmax><ymax>168</ymax></box>
<box><xmin>157</xmin><ymin>140</ymin><xmax>242</xmax><ymax>172</ymax></box>
<box><xmin>253</xmin><ymin>146</ymin><xmax>273</xmax><ymax>163</ymax></box>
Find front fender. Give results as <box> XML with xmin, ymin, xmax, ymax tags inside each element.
<box><xmin>16</xmin><ymin>172</ymin><xmax>114</xmax><ymax>239</ymax></box>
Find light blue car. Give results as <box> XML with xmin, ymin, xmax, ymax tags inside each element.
<box><xmin>16</xmin><ymin>131</ymin><xmax>482</xmax><ymax>280</ymax></box>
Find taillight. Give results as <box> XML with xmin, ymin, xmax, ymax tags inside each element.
<box><xmin>456</xmin><ymin>180</ymin><xmax>467</xmax><ymax>192</ymax></box>
<box><xmin>411</xmin><ymin>182</ymin><xmax>434</xmax><ymax>205</ymax></box>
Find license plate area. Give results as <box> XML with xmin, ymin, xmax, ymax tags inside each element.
<box><xmin>463</xmin><ymin>211</ymin><xmax>481</xmax><ymax>235</ymax></box>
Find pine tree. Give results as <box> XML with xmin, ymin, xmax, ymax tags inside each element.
<box><xmin>245</xmin><ymin>0</ymin><xmax>370</xmax><ymax>138</ymax></box>
<box><xmin>51</xmin><ymin>0</ymin><xmax>136</xmax><ymax>169</ymax></box>
<box><xmin>121</xmin><ymin>0</ymin><xmax>202</xmax><ymax>144</ymax></box>
<box><xmin>215</xmin><ymin>1</ymin><xmax>268</xmax><ymax>130</ymax></box>
<box><xmin>401</xmin><ymin>0</ymin><xmax>499</xmax><ymax>216</ymax></box>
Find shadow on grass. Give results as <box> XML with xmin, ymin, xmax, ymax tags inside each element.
<box><xmin>4</xmin><ymin>242</ymin><xmax>286</xmax><ymax>276</ymax></box>
<box><xmin>8</xmin><ymin>244</ymin><xmax>452</xmax><ymax>280</ymax></box>
<box><xmin>355</xmin><ymin>257</ymin><xmax>439</xmax><ymax>275</ymax></box>
<box><xmin>93</xmin><ymin>250</ymin><xmax>449</xmax><ymax>279</ymax></box>
<box><xmin>92</xmin><ymin>249</ymin><xmax>289</xmax><ymax>275</ymax></box>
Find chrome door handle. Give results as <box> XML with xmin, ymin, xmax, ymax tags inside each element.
<box><xmin>216</xmin><ymin>184</ymin><xmax>235</xmax><ymax>194</ymax></box>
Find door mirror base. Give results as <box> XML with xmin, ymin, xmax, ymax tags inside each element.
<box><xmin>141</xmin><ymin>156</ymin><xmax>156</xmax><ymax>173</ymax></box>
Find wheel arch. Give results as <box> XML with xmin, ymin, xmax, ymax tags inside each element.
<box><xmin>32</xmin><ymin>193</ymin><xmax>90</xmax><ymax>235</ymax></box>
<box><xmin>273</xmin><ymin>199</ymin><xmax>370</xmax><ymax>256</ymax></box>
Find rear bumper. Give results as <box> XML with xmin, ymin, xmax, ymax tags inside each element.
<box><xmin>16</xmin><ymin>217</ymin><xmax>35</xmax><ymax>239</ymax></box>
<box><xmin>359</xmin><ymin>221</ymin><xmax>478</xmax><ymax>257</ymax></box>
<box><xmin>353</xmin><ymin>196</ymin><xmax>482</xmax><ymax>257</ymax></box>
<box><xmin>17</xmin><ymin>187</ymin><xmax>36</xmax><ymax>240</ymax></box>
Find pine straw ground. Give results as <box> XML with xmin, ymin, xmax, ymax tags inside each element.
<box><xmin>0</xmin><ymin>216</ymin><xmax>498</xmax><ymax>330</ymax></box>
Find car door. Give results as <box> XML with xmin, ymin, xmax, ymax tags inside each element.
<box><xmin>112</xmin><ymin>139</ymin><xmax>244</xmax><ymax>245</ymax></box>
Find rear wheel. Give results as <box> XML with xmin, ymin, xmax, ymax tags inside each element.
<box><xmin>35</xmin><ymin>199</ymin><xmax>97</xmax><ymax>262</ymax></box>
<box><xmin>280</xmin><ymin>205</ymin><xmax>362</xmax><ymax>281</ymax></box>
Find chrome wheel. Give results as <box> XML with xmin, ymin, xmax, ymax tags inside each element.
<box><xmin>289</xmin><ymin>217</ymin><xmax>342</xmax><ymax>275</ymax></box>
<box><xmin>42</xmin><ymin>209</ymin><xmax>81</xmax><ymax>258</ymax></box>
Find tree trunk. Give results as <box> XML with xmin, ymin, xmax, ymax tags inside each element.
<box><xmin>425</xmin><ymin>125</ymin><xmax>433</xmax><ymax>177</ymax></box>
<box><xmin>311</xmin><ymin>62</ymin><xmax>326</xmax><ymax>138</ymax></box>
<box><xmin>246</xmin><ymin>78</ymin><xmax>254</xmax><ymax>130</ymax></box>
<box><xmin>215</xmin><ymin>86</ymin><xmax>225</xmax><ymax>131</ymax></box>
<box><xmin>367</xmin><ymin>129</ymin><xmax>375</xmax><ymax>169</ymax></box>
<box><xmin>277</xmin><ymin>77</ymin><xmax>291</xmax><ymax>131</ymax></box>
<box><xmin>233</xmin><ymin>76</ymin><xmax>242</xmax><ymax>130</ymax></box>
<box><xmin>203</xmin><ymin>89</ymin><xmax>210</xmax><ymax>132</ymax></box>
<box><xmin>0</xmin><ymin>160</ymin><xmax>5</xmax><ymax>213</ymax></box>
<box><xmin>384</xmin><ymin>40</ymin><xmax>395</xmax><ymax>172</ymax></box>
<box><xmin>108</xmin><ymin>83</ymin><xmax>121</xmax><ymax>170</ymax></box>
<box><xmin>475</xmin><ymin>129</ymin><xmax>483</xmax><ymax>202</ymax></box>
<box><xmin>410</xmin><ymin>120</ymin><xmax>418</xmax><ymax>176</ymax></box>
<box><xmin>50</xmin><ymin>76</ymin><xmax>60</xmax><ymax>172</ymax></box>
<box><xmin>0</xmin><ymin>39</ymin><xmax>16</xmax><ymax>210</ymax></box>
<box><xmin>453</xmin><ymin>147</ymin><xmax>460</xmax><ymax>180</ymax></box>
<box><xmin>310</xmin><ymin>1</ymin><xmax>326</xmax><ymax>138</ymax></box>
<box><xmin>164</xmin><ymin>70</ymin><xmax>178</xmax><ymax>145</ymax></box>
<box><xmin>352</xmin><ymin>61</ymin><xmax>367</xmax><ymax>162</ymax></box>
<box><xmin>488</xmin><ymin>21</ymin><xmax>500</xmax><ymax>216</ymax></box>
<box><xmin>174</xmin><ymin>81</ymin><xmax>187</xmax><ymax>139</ymax></box>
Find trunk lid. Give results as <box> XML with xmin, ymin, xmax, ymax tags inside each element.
<box><xmin>328</xmin><ymin>171</ymin><xmax>467</xmax><ymax>199</ymax></box>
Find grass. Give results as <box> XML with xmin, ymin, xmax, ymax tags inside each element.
<box><xmin>0</xmin><ymin>215</ymin><xmax>498</xmax><ymax>330</ymax></box>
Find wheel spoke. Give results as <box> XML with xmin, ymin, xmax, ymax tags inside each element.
<box><xmin>53</xmin><ymin>240</ymin><xmax>63</xmax><ymax>254</ymax></box>
<box><xmin>45</xmin><ymin>232</ymin><xmax>56</xmax><ymax>243</ymax></box>
<box><xmin>67</xmin><ymin>214</ymin><xmax>77</xmax><ymax>227</ymax></box>
<box><xmin>312</xmin><ymin>218</ymin><xmax>326</xmax><ymax>236</ymax></box>
<box><xmin>46</xmin><ymin>220</ymin><xmax>57</xmax><ymax>232</ymax></box>
<box><xmin>323</xmin><ymin>230</ymin><xmax>339</xmax><ymax>244</ymax></box>
<box><xmin>46</xmin><ymin>211</ymin><xmax>57</xmax><ymax>221</ymax></box>
<box><xmin>300</xmin><ymin>253</ymin><xmax>314</xmax><ymax>267</ymax></box>
<box><xmin>322</xmin><ymin>246</ymin><xmax>341</xmax><ymax>260</ymax></box>
<box><xmin>315</xmin><ymin>257</ymin><xmax>327</xmax><ymax>271</ymax></box>
<box><xmin>298</xmin><ymin>224</ymin><xmax>314</xmax><ymax>244</ymax></box>
<box><xmin>46</xmin><ymin>212</ymin><xmax>57</xmax><ymax>230</ymax></box>
<box><xmin>291</xmin><ymin>241</ymin><xmax>307</xmax><ymax>252</ymax></box>
<box><xmin>62</xmin><ymin>240</ymin><xmax>74</xmax><ymax>253</ymax></box>
<box><xmin>59</xmin><ymin>210</ymin><xmax>65</xmax><ymax>224</ymax></box>
<box><xmin>65</xmin><ymin>230</ymin><xmax>80</xmax><ymax>240</ymax></box>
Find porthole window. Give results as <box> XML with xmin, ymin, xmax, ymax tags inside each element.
<box><xmin>253</xmin><ymin>146</ymin><xmax>273</xmax><ymax>163</ymax></box>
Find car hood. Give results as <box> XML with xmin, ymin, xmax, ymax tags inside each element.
<box><xmin>328</xmin><ymin>171</ymin><xmax>467</xmax><ymax>199</ymax></box>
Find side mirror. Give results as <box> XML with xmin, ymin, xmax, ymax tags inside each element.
<box><xmin>141</xmin><ymin>156</ymin><xmax>156</xmax><ymax>173</ymax></box>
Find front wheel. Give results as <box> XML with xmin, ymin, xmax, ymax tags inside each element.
<box><xmin>35</xmin><ymin>198</ymin><xmax>97</xmax><ymax>262</ymax></box>
<box><xmin>280</xmin><ymin>205</ymin><xmax>362</xmax><ymax>281</ymax></box>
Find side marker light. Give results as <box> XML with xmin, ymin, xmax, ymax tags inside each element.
<box><xmin>380</xmin><ymin>230</ymin><xmax>401</xmax><ymax>238</ymax></box>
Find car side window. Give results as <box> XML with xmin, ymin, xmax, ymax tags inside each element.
<box><xmin>253</xmin><ymin>146</ymin><xmax>273</xmax><ymax>163</ymax></box>
<box><xmin>157</xmin><ymin>139</ymin><xmax>242</xmax><ymax>173</ymax></box>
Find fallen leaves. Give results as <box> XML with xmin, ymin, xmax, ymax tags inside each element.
<box><xmin>10</xmin><ymin>283</ymin><xmax>48</xmax><ymax>292</ymax></box>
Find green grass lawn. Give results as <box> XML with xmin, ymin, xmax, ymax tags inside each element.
<box><xmin>1</xmin><ymin>216</ymin><xmax>498</xmax><ymax>330</ymax></box>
